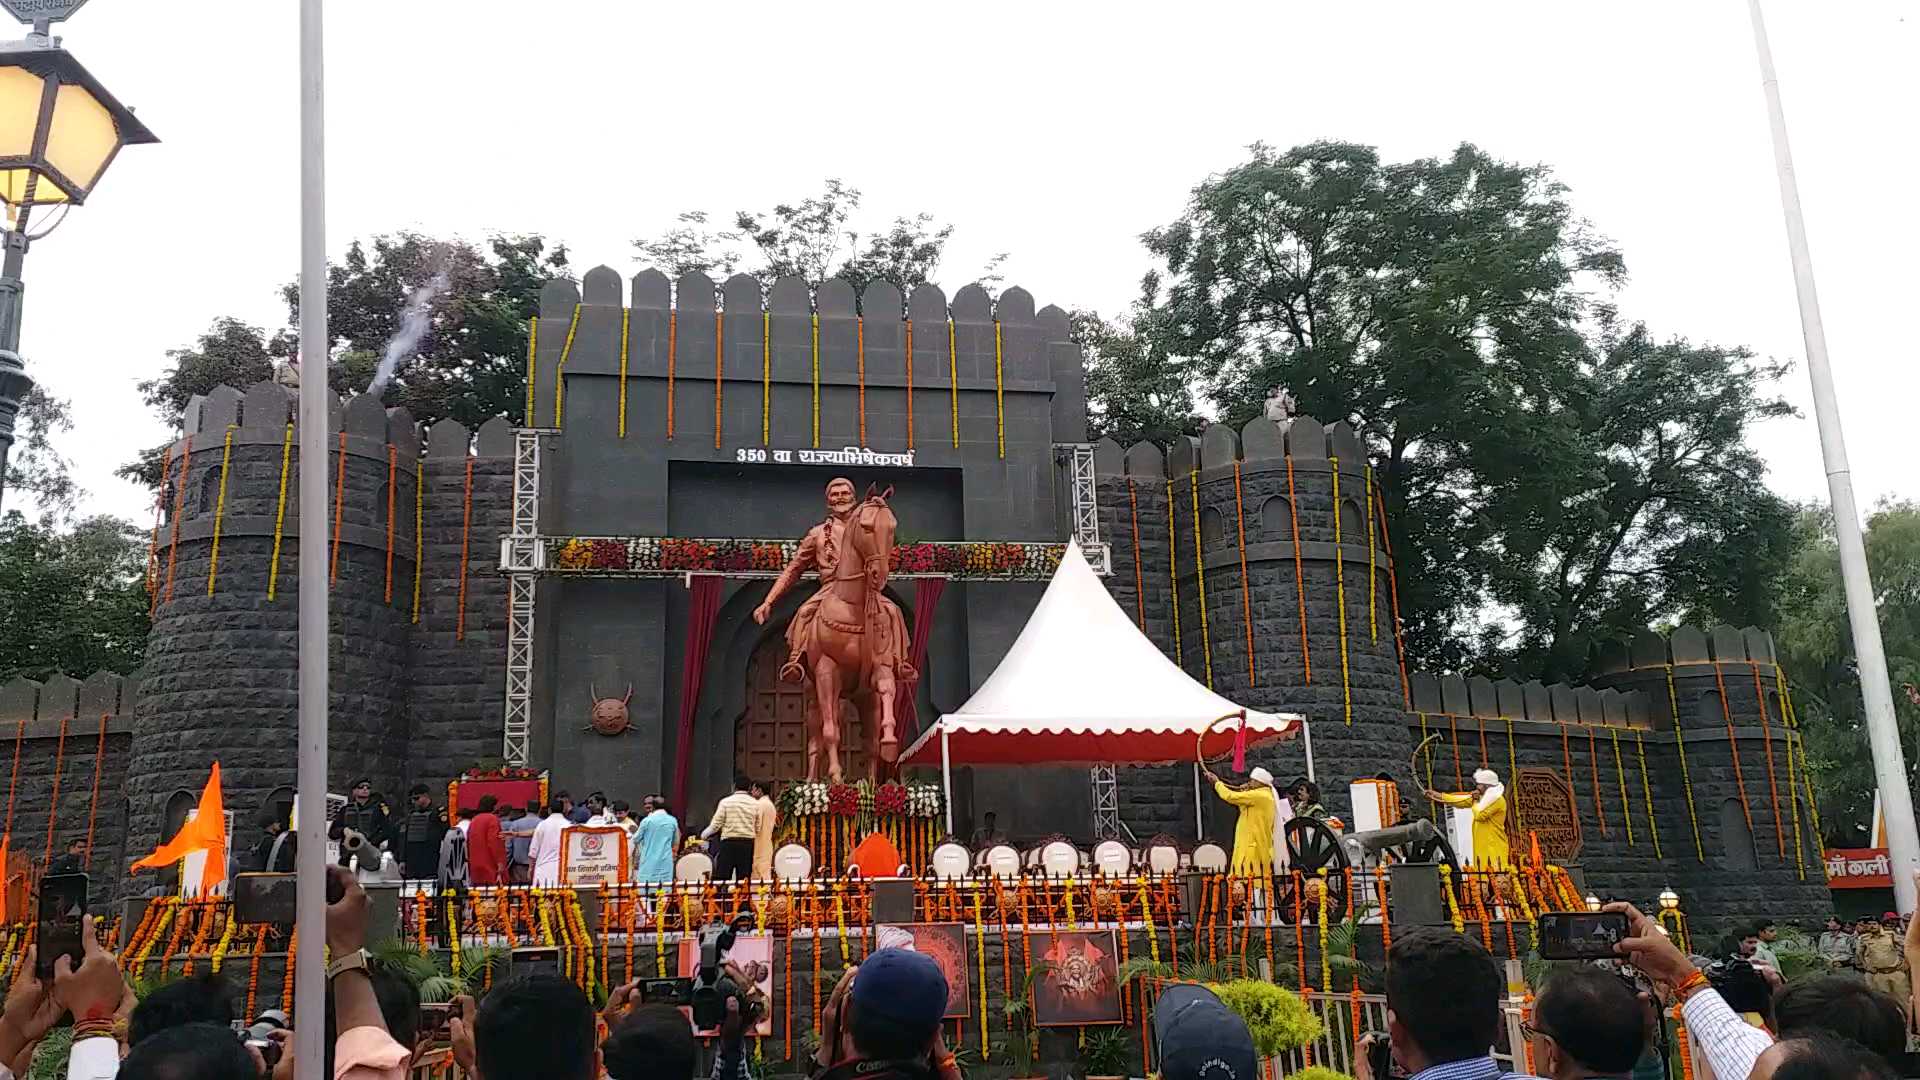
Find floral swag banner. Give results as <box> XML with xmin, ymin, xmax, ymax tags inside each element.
<box><xmin>547</xmin><ymin>537</ymin><xmax>1073</xmax><ymax>581</ymax></box>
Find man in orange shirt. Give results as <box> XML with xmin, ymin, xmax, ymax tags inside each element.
<box><xmin>466</xmin><ymin>795</ymin><xmax>508</xmax><ymax>886</ymax></box>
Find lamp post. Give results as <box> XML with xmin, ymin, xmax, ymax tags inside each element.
<box><xmin>1584</xmin><ymin>894</ymin><xmax>1602</xmax><ymax>913</ymax></box>
<box><xmin>0</xmin><ymin>6</ymin><xmax>156</xmax><ymax>510</ymax></box>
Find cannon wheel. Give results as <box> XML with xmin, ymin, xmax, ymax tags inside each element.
<box><xmin>1386</xmin><ymin>826</ymin><xmax>1462</xmax><ymax>881</ymax></box>
<box><xmin>1281</xmin><ymin>817</ymin><xmax>1349</xmax><ymax>923</ymax></box>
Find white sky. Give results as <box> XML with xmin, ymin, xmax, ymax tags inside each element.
<box><xmin>19</xmin><ymin>0</ymin><xmax>1916</xmax><ymax>526</ymax></box>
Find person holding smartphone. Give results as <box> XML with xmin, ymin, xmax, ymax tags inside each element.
<box><xmin>810</xmin><ymin>948</ymin><xmax>963</xmax><ymax>1080</ymax></box>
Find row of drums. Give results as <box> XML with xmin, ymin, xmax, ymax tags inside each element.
<box><xmin>673</xmin><ymin>838</ymin><xmax>1234</xmax><ymax>882</ymax></box>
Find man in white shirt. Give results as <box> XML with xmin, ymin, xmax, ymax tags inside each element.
<box><xmin>529</xmin><ymin>798</ymin><xmax>569</xmax><ymax>886</ymax></box>
<box><xmin>1610</xmin><ymin>902</ymin><xmax>1774</xmax><ymax>1080</ymax></box>
<box><xmin>702</xmin><ymin>774</ymin><xmax>762</xmax><ymax>882</ymax></box>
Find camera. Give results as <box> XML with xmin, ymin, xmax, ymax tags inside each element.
<box><xmin>1362</xmin><ymin>1030</ymin><xmax>1406</xmax><ymax>1080</ymax></box>
<box><xmin>690</xmin><ymin>915</ymin><xmax>761</xmax><ymax>1031</ymax></box>
<box><xmin>234</xmin><ymin>1009</ymin><xmax>289</xmax><ymax>1068</ymax></box>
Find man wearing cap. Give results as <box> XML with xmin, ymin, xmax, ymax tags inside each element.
<box><xmin>810</xmin><ymin>947</ymin><xmax>963</xmax><ymax>1080</ymax></box>
<box><xmin>1854</xmin><ymin>914</ymin><xmax>1909</xmax><ymax>1005</ymax></box>
<box><xmin>331</xmin><ymin>777</ymin><xmax>391</xmax><ymax>853</ymax></box>
<box><xmin>1155</xmin><ymin>983</ymin><xmax>1258</xmax><ymax>1080</ymax></box>
<box><xmin>1425</xmin><ymin>768</ymin><xmax>1510</xmax><ymax>868</ymax></box>
<box><xmin>1200</xmin><ymin>763</ymin><xmax>1285</xmax><ymax>877</ymax></box>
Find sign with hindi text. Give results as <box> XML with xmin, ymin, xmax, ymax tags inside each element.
<box><xmin>1509</xmin><ymin>767</ymin><xmax>1581</xmax><ymax>862</ymax></box>
<box><xmin>735</xmin><ymin>446</ymin><xmax>915</xmax><ymax>467</ymax></box>
<box><xmin>1823</xmin><ymin>847</ymin><xmax>1892</xmax><ymax>889</ymax></box>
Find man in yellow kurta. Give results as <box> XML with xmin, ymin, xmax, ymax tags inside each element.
<box><xmin>1203</xmin><ymin>764</ymin><xmax>1283</xmax><ymax>876</ymax></box>
<box><xmin>1425</xmin><ymin>768</ymin><xmax>1510</xmax><ymax>867</ymax></box>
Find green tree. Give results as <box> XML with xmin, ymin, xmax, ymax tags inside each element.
<box><xmin>7</xmin><ymin>385</ymin><xmax>80</xmax><ymax>521</ymax></box>
<box><xmin>0</xmin><ymin>512</ymin><xmax>149</xmax><ymax>681</ymax></box>
<box><xmin>118</xmin><ymin>317</ymin><xmax>277</xmax><ymax>489</ymax></box>
<box><xmin>1076</xmin><ymin>302</ymin><xmax>1202</xmax><ymax>446</ymax></box>
<box><xmin>1774</xmin><ymin>502</ymin><xmax>1920</xmax><ymax>844</ymax></box>
<box><xmin>1134</xmin><ymin>140</ymin><xmax>1792</xmax><ymax>677</ymax></box>
<box><xmin>635</xmin><ymin>178</ymin><xmax>1005</xmax><ymax>303</ymax></box>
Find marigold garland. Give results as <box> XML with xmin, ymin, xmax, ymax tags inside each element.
<box><xmin>1506</xmin><ymin>865</ymin><xmax>1538</xmax><ymax>953</ymax></box>
<box><xmin>383</xmin><ymin>443</ymin><xmax>398</xmax><ymax>603</ymax></box>
<box><xmin>145</xmin><ymin>443</ymin><xmax>174</xmax><ymax>598</ymax></box>
<box><xmin>1330</xmin><ymin>458</ymin><xmax>1352</xmax><ymax>725</ymax></box>
<box><xmin>1749</xmin><ymin>661</ymin><xmax>1786</xmax><ymax>857</ymax></box>
<box><xmin>1666</xmin><ymin>665</ymin><xmax>1706</xmax><ymax>860</ymax></box>
<box><xmin>667</xmin><ymin>311</ymin><xmax>678</xmax><ymax>438</ymax></box>
<box><xmin>1776</xmin><ymin>667</ymin><xmax>1824</xmax><ymax>866</ymax></box>
<box><xmin>1233</xmin><ymin>461</ymin><xmax>1256</xmax><ymax>684</ymax></box>
<box><xmin>1611</xmin><ymin>728</ymin><xmax>1634</xmax><ymax>846</ymax></box>
<box><xmin>1316</xmin><ymin>867</ymin><xmax>1331</xmax><ymax>989</ymax></box>
<box><xmin>1437</xmin><ymin>865</ymin><xmax>1465</xmax><ymax>934</ymax></box>
<box><xmin>160</xmin><ymin>435</ymin><xmax>192</xmax><ymax>607</ymax></box>
<box><xmin>1505</xmin><ymin>717</ymin><xmax>1523</xmax><ymax>834</ymax></box>
<box><xmin>1776</xmin><ymin>670</ymin><xmax>1805</xmax><ymax>876</ymax></box>
<box><xmin>1635</xmin><ymin>732</ymin><xmax>1663</xmax><ymax>859</ymax></box>
<box><xmin>455</xmin><ymin>456</ymin><xmax>473</xmax><ymax>640</ymax></box>
<box><xmin>524</xmin><ymin>316</ymin><xmax>540</xmax><ymax>424</ymax></box>
<box><xmin>714</xmin><ymin>310</ymin><xmax>725</xmax><ymax>450</ymax></box>
<box><xmin>1291</xmin><ymin>871</ymin><xmax>1307</xmax><ymax>990</ymax></box>
<box><xmin>973</xmin><ymin>891</ymin><xmax>989</xmax><ymax>1056</ymax></box>
<box><xmin>329</xmin><ymin>430</ymin><xmax>347</xmax><ymax>584</ymax></box>
<box><xmin>902</xmin><ymin>317</ymin><xmax>915</xmax><ymax>449</ymax></box>
<box><xmin>833</xmin><ymin>882</ymin><xmax>849</xmax><ymax>965</ymax></box>
<box><xmin>810</xmin><ymin>313</ymin><xmax>820</xmax><ymax>448</ymax></box>
<box><xmin>1364</xmin><ymin>463</ymin><xmax>1377</xmax><ymax>642</ymax></box>
<box><xmin>1586</xmin><ymin>725</ymin><xmax>1608</xmax><ymax>836</ymax></box>
<box><xmin>41</xmin><ymin>714</ymin><xmax>66</xmax><ymax>866</ymax></box>
<box><xmin>205</xmin><ymin>427</ymin><xmax>236</xmax><ymax>595</ymax></box>
<box><xmin>209</xmin><ymin>907</ymin><xmax>237</xmax><ymax>973</ymax></box>
<box><xmin>412</xmin><ymin>457</ymin><xmax>425</xmax><ymax>623</ymax></box>
<box><xmin>1166</xmin><ymin>477</ymin><xmax>1183</xmax><ymax>665</ymax></box>
<box><xmin>82</xmin><ymin>713</ymin><xmax>106</xmax><ymax>860</ymax></box>
<box><xmin>946</xmin><ymin>318</ymin><xmax>958</xmax><ymax>449</ymax></box>
<box><xmin>1673</xmin><ymin>1006</ymin><xmax>1695</xmax><ymax>1080</ymax></box>
<box><xmin>1285</xmin><ymin>455</ymin><xmax>1311</xmax><ymax>681</ymax></box>
<box><xmin>1189</xmin><ymin>470</ymin><xmax>1214</xmax><ymax>688</ymax></box>
<box><xmin>1373</xmin><ymin>484</ymin><xmax>1411</xmax><ymax>706</ymax></box>
<box><xmin>1477</xmin><ymin>715</ymin><xmax>1489</xmax><ymax>766</ymax></box>
<box><xmin>655</xmin><ymin>888</ymin><xmax>669</xmax><ymax>978</ymax></box>
<box><xmin>620</xmin><ymin>307</ymin><xmax>632</xmax><ymax>439</ymax></box>
<box><xmin>245</xmin><ymin>926</ymin><xmax>267</xmax><ymax>1018</ymax></box>
<box><xmin>281</xmin><ymin>927</ymin><xmax>296</xmax><ymax>1018</ymax></box>
<box><xmin>993</xmin><ymin>319</ymin><xmax>1005</xmax><ymax>459</ymax></box>
<box><xmin>1711</xmin><ymin>660</ymin><xmax>1756</xmax><ymax>834</ymax></box>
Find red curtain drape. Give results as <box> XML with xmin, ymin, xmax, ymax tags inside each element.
<box><xmin>671</xmin><ymin>576</ymin><xmax>725</xmax><ymax>812</ymax></box>
<box><xmin>898</xmin><ymin>577</ymin><xmax>946</xmax><ymax>741</ymax></box>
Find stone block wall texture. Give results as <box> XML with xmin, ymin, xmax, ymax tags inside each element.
<box><xmin>0</xmin><ymin>674</ymin><xmax>135</xmax><ymax>896</ymax></box>
<box><xmin>122</xmin><ymin>381</ymin><xmax>514</xmax><ymax>882</ymax></box>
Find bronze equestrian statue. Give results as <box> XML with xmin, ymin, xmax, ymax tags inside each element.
<box><xmin>753</xmin><ymin>478</ymin><xmax>915</xmax><ymax>783</ymax></box>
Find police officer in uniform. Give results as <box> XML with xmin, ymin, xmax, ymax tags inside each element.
<box><xmin>330</xmin><ymin>777</ymin><xmax>391</xmax><ymax>857</ymax></box>
<box><xmin>399</xmin><ymin>783</ymin><xmax>447</xmax><ymax>880</ymax></box>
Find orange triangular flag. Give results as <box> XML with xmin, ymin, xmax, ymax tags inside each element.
<box><xmin>1529</xmin><ymin>830</ymin><xmax>1543</xmax><ymax>870</ymax></box>
<box><xmin>132</xmin><ymin>763</ymin><xmax>226</xmax><ymax>894</ymax></box>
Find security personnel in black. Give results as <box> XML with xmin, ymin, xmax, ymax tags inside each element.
<box><xmin>330</xmin><ymin>777</ymin><xmax>390</xmax><ymax>852</ymax></box>
<box><xmin>399</xmin><ymin>783</ymin><xmax>447</xmax><ymax>880</ymax></box>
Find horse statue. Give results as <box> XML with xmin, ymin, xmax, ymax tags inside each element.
<box><xmin>753</xmin><ymin>478</ymin><xmax>916</xmax><ymax>783</ymax></box>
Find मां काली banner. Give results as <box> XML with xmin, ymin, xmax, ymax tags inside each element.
<box><xmin>1823</xmin><ymin>847</ymin><xmax>1892</xmax><ymax>889</ymax></box>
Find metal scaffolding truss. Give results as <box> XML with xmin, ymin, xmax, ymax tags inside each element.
<box><xmin>500</xmin><ymin>428</ymin><xmax>553</xmax><ymax>766</ymax></box>
<box><xmin>1057</xmin><ymin>442</ymin><xmax>1124</xmax><ymax>840</ymax></box>
<box><xmin>1090</xmin><ymin>764</ymin><xmax>1121</xmax><ymax>840</ymax></box>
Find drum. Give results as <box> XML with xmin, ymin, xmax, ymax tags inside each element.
<box><xmin>1040</xmin><ymin>840</ymin><xmax>1080</xmax><ymax>878</ymax></box>
<box><xmin>1145</xmin><ymin>844</ymin><xmax>1180</xmax><ymax>875</ymax></box>
<box><xmin>1191</xmin><ymin>843</ymin><xmax>1229</xmax><ymax>872</ymax></box>
<box><xmin>931</xmin><ymin>842</ymin><xmax>971</xmax><ymax>881</ymax></box>
<box><xmin>773</xmin><ymin>843</ymin><xmax>813</xmax><ymax>881</ymax></box>
<box><xmin>1093</xmin><ymin>840</ymin><xmax>1132</xmax><ymax>876</ymax></box>
<box><xmin>985</xmin><ymin>844</ymin><xmax>1022</xmax><ymax>879</ymax></box>
<box><xmin>675</xmin><ymin>851</ymin><xmax>714</xmax><ymax>882</ymax></box>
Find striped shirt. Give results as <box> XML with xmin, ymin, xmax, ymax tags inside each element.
<box><xmin>704</xmin><ymin>791</ymin><xmax>762</xmax><ymax>840</ymax></box>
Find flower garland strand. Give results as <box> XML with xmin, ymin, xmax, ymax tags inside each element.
<box><xmin>946</xmin><ymin>318</ymin><xmax>958</xmax><ymax>449</ymax></box>
<box><xmin>1505</xmin><ymin>717</ymin><xmax>1524</xmax><ymax>834</ymax></box>
<box><xmin>1285</xmin><ymin>454</ymin><xmax>1312</xmax><ymax>681</ymax></box>
<box><xmin>245</xmin><ymin>926</ymin><xmax>268</xmax><ymax>1018</ymax></box>
<box><xmin>82</xmin><ymin>712</ymin><xmax>106</xmax><ymax>860</ymax></box>
<box><xmin>993</xmin><ymin>319</ymin><xmax>1005</xmax><ymax>459</ymax></box>
<box><xmin>551</xmin><ymin>305</ymin><xmax>581</xmax><ymax>427</ymax></box>
<box><xmin>1189</xmin><ymin>470</ymin><xmax>1214</xmax><ymax>688</ymax></box>
<box><xmin>145</xmin><ymin>443</ymin><xmax>174</xmax><ymax>597</ymax></box>
<box><xmin>41</xmin><ymin>714</ymin><xmax>67</xmax><ymax>866</ymax></box>
<box><xmin>903</xmin><ymin>317</ymin><xmax>915</xmax><ymax>449</ymax></box>
<box><xmin>1635</xmin><ymin>732</ymin><xmax>1664</xmax><ymax>859</ymax></box>
<box><xmin>855</xmin><ymin>315</ymin><xmax>866</xmax><ymax>446</ymax></box>
<box><xmin>1774</xmin><ymin>664</ymin><xmax>1806</xmax><ymax>874</ymax></box>
<box><xmin>205</xmin><ymin>427</ymin><xmax>235</xmax><ymax>595</ymax></box>
<box><xmin>714</xmin><ymin>310</ymin><xmax>725</xmax><ymax>450</ymax></box>
<box><xmin>281</xmin><ymin>928</ymin><xmax>296</xmax><ymax>1018</ymax></box>
<box><xmin>209</xmin><ymin>906</ymin><xmax>237</xmax><ymax>973</ymax></box>
<box><xmin>1587</xmin><ymin>725</ymin><xmax>1608</xmax><ymax>836</ymax></box>
<box><xmin>1233</xmin><ymin>461</ymin><xmax>1256</xmax><ymax>684</ymax></box>
<box><xmin>620</xmin><ymin>307</ymin><xmax>632</xmax><ymax>439</ymax></box>
<box><xmin>1316</xmin><ymin>868</ymin><xmax>1332</xmax><ymax>990</ymax></box>
<box><xmin>973</xmin><ymin>891</ymin><xmax>989</xmax><ymax>1057</ymax></box>
<box><xmin>1778</xmin><ymin>666</ymin><xmax>1825</xmax><ymax>867</ymax></box>
<box><xmin>455</xmin><ymin>456</ymin><xmax>474</xmax><ymax>640</ymax></box>
<box><xmin>1749</xmin><ymin>661</ymin><xmax>1786</xmax><ymax>857</ymax></box>
<box><xmin>524</xmin><ymin>316</ymin><xmax>539</xmax><ymax>423</ymax></box>
<box><xmin>1364</xmin><ymin>462</ymin><xmax>1377</xmax><ymax>642</ymax></box>
<box><xmin>1711</xmin><ymin>660</ymin><xmax>1756</xmax><ymax>834</ymax></box>
<box><xmin>1372</xmin><ymin>486</ymin><xmax>1412</xmax><ymax>706</ymax></box>
<box><xmin>1330</xmin><ymin>458</ymin><xmax>1352</xmax><ymax>725</ymax></box>
<box><xmin>666</xmin><ymin>310</ymin><xmax>678</xmax><ymax>438</ymax></box>
<box><xmin>329</xmin><ymin>430</ymin><xmax>346</xmax><ymax>585</ymax></box>
<box><xmin>1166</xmin><ymin>477</ymin><xmax>1184</xmax><ymax>665</ymax></box>
<box><xmin>1611</xmin><ymin>728</ymin><xmax>1634</xmax><ymax>845</ymax></box>
<box><xmin>159</xmin><ymin>435</ymin><xmax>192</xmax><ymax>607</ymax></box>
<box><xmin>810</xmin><ymin>313</ymin><xmax>820</xmax><ymax>447</ymax></box>
<box><xmin>1666</xmin><ymin>665</ymin><xmax>1706</xmax><ymax>860</ymax></box>
<box><xmin>1126</xmin><ymin>478</ymin><xmax>1146</xmax><ymax>629</ymax></box>
<box><xmin>383</xmin><ymin>443</ymin><xmax>397</xmax><ymax>603</ymax></box>
<box><xmin>411</xmin><ymin>458</ymin><xmax>425</xmax><ymax>623</ymax></box>
<box><xmin>1437</xmin><ymin>865</ymin><xmax>1465</xmax><ymax>933</ymax></box>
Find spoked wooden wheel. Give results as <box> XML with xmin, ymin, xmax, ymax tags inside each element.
<box><xmin>1281</xmin><ymin>817</ymin><xmax>1350</xmax><ymax>922</ymax></box>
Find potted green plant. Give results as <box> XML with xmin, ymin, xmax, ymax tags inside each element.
<box><xmin>1078</xmin><ymin>1025</ymin><xmax>1133</xmax><ymax>1080</ymax></box>
<box><xmin>1000</xmin><ymin>962</ymin><xmax>1051</xmax><ymax>1080</ymax></box>
<box><xmin>370</xmin><ymin>938</ymin><xmax>506</xmax><ymax>1004</ymax></box>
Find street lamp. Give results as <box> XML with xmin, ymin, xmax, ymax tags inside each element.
<box><xmin>1584</xmin><ymin>894</ymin><xmax>1602</xmax><ymax>913</ymax></box>
<box><xmin>1658</xmin><ymin>888</ymin><xmax>1680</xmax><ymax>912</ymax></box>
<box><xmin>0</xmin><ymin>19</ymin><xmax>155</xmax><ymax>509</ymax></box>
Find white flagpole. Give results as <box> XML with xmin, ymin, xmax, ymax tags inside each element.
<box><xmin>295</xmin><ymin>0</ymin><xmax>333</xmax><ymax>1069</ymax></box>
<box><xmin>1745</xmin><ymin>0</ymin><xmax>1918</xmax><ymax>913</ymax></box>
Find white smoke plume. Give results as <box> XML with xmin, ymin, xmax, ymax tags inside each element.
<box><xmin>368</xmin><ymin>271</ymin><xmax>450</xmax><ymax>398</ymax></box>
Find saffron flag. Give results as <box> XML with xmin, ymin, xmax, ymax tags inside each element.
<box><xmin>132</xmin><ymin>763</ymin><xmax>226</xmax><ymax>894</ymax></box>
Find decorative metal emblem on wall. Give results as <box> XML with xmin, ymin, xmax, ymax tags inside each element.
<box><xmin>586</xmin><ymin>684</ymin><xmax>633</xmax><ymax>737</ymax></box>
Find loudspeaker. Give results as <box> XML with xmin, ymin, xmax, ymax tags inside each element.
<box><xmin>1389</xmin><ymin>863</ymin><xmax>1449</xmax><ymax>926</ymax></box>
<box><xmin>872</xmin><ymin>879</ymin><xmax>915</xmax><ymax>925</ymax></box>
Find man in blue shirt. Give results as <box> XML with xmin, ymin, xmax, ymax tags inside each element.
<box><xmin>501</xmin><ymin>801</ymin><xmax>539</xmax><ymax>883</ymax></box>
<box><xmin>633</xmin><ymin>794</ymin><xmax>680</xmax><ymax>883</ymax></box>
<box><xmin>1360</xmin><ymin>928</ymin><xmax>1545</xmax><ymax>1080</ymax></box>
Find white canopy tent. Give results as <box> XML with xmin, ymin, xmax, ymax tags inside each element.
<box><xmin>899</xmin><ymin>540</ymin><xmax>1309</xmax><ymax>834</ymax></box>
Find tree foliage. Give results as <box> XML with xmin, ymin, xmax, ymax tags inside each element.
<box><xmin>7</xmin><ymin>385</ymin><xmax>80</xmax><ymax>521</ymax></box>
<box><xmin>635</xmin><ymin>178</ymin><xmax>1005</xmax><ymax>303</ymax></box>
<box><xmin>0</xmin><ymin>512</ymin><xmax>148</xmax><ymax>681</ymax></box>
<box><xmin>1774</xmin><ymin>502</ymin><xmax>1920</xmax><ymax>844</ymax></box>
<box><xmin>1123</xmin><ymin>140</ymin><xmax>1795</xmax><ymax>678</ymax></box>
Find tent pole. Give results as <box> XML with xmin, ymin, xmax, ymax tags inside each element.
<box><xmin>1302</xmin><ymin>720</ymin><xmax>1316</xmax><ymax>783</ymax></box>
<box><xmin>1192</xmin><ymin>764</ymin><xmax>1203</xmax><ymax>839</ymax></box>
<box><xmin>940</xmin><ymin>724</ymin><xmax>953</xmax><ymax>837</ymax></box>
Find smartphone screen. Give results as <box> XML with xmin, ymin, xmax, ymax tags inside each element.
<box><xmin>36</xmin><ymin>873</ymin><xmax>87</xmax><ymax>978</ymax></box>
<box><xmin>1537</xmin><ymin>911</ymin><xmax>1628</xmax><ymax>961</ymax></box>
<box><xmin>417</xmin><ymin>1003</ymin><xmax>453</xmax><ymax>1041</ymax></box>
<box><xmin>231</xmin><ymin>873</ymin><xmax>298</xmax><ymax>924</ymax></box>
